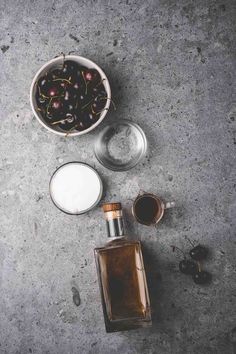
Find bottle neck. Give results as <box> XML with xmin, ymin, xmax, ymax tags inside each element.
<box><xmin>104</xmin><ymin>210</ymin><xmax>125</xmax><ymax>238</ymax></box>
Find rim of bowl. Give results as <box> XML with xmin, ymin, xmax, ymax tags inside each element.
<box><xmin>94</xmin><ymin>119</ymin><xmax>148</xmax><ymax>171</ymax></box>
<box><xmin>30</xmin><ymin>55</ymin><xmax>111</xmax><ymax>137</ymax></box>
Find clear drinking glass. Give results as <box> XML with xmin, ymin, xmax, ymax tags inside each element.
<box><xmin>94</xmin><ymin>120</ymin><xmax>147</xmax><ymax>171</ymax></box>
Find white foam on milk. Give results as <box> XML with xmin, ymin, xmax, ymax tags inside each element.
<box><xmin>50</xmin><ymin>163</ymin><xmax>102</xmax><ymax>214</ymax></box>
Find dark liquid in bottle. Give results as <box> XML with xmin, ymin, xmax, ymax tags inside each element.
<box><xmin>98</xmin><ymin>243</ymin><xmax>147</xmax><ymax>321</ymax></box>
<box><xmin>134</xmin><ymin>195</ymin><xmax>160</xmax><ymax>224</ymax></box>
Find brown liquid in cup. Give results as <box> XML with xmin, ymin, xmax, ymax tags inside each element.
<box><xmin>134</xmin><ymin>195</ymin><xmax>162</xmax><ymax>225</ymax></box>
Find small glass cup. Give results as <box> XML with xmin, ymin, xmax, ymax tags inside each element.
<box><xmin>94</xmin><ymin>120</ymin><xmax>147</xmax><ymax>171</ymax></box>
<box><xmin>132</xmin><ymin>192</ymin><xmax>175</xmax><ymax>226</ymax></box>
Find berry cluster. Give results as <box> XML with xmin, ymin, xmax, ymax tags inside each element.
<box><xmin>35</xmin><ymin>59</ymin><xmax>109</xmax><ymax>134</ymax></box>
<box><xmin>171</xmin><ymin>238</ymin><xmax>212</xmax><ymax>285</ymax></box>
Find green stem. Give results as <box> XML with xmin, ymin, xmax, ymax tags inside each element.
<box><xmin>37</xmin><ymin>84</ymin><xmax>50</xmax><ymax>99</ymax></box>
<box><xmin>65</xmin><ymin>124</ymin><xmax>79</xmax><ymax>137</ymax></box>
<box><xmin>51</xmin><ymin>118</ymin><xmax>67</xmax><ymax>125</ymax></box>
<box><xmin>82</xmin><ymin>71</ymin><xmax>88</xmax><ymax>95</ymax></box>
<box><xmin>46</xmin><ymin>98</ymin><xmax>52</xmax><ymax>115</ymax></box>
<box><xmin>82</xmin><ymin>98</ymin><xmax>95</xmax><ymax>110</ymax></box>
<box><xmin>98</xmin><ymin>96</ymin><xmax>116</xmax><ymax>110</ymax></box>
<box><xmin>52</xmin><ymin>78</ymin><xmax>72</xmax><ymax>85</ymax></box>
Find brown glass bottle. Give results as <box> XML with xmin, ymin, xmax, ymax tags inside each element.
<box><xmin>94</xmin><ymin>203</ymin><xmax>152</xmax><ymax>332</ymax></box>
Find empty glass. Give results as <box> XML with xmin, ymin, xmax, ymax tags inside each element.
<box><xmin>94</xmin><ymin>120</ymin><xmax>147</xmax><ymax>171</ymax></box>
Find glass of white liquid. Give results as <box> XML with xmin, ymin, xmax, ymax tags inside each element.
<box><xmin>49</xmin><ymin>162</ymin><xmax>103</xmax><ymax>215</ymax></box>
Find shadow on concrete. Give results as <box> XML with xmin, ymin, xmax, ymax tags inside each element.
<box><xmin>142</xmin><ymin>243</ymin><xmax>163</xmax><ymax>327</ymax></box>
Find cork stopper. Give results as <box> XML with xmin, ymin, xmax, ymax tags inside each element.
<box><xmin>102</xmin><ymin>202</ymin><xmax>122</xmax><ymax>212</ymax></box>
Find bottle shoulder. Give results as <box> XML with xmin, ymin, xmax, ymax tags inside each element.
<box><xmin>94</xmin><ymin>239</ymin><xmax>141</xmax><ymax>253</ymax></box>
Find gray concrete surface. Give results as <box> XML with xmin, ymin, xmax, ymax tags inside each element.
<box><xmin>0</xmin><ymin>0</ymin><xmax>236</xmax><ymax>353</ymax></box>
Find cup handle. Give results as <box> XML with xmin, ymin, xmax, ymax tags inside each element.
<box><xmin>164</xmin><ymin>201</ymin><xmax>175</xmax><ymax>209</ymax></box>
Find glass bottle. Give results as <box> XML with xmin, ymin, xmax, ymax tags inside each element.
<box><xmin>94</xmin><ymin>202</ymin><xmax>152</xmax><ymax>332</ymax></box>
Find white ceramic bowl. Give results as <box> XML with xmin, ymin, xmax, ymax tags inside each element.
<box><xmin>30</xmin><ymin>55</ymin><xmax>111</xmax><ymax>136</ymax></box>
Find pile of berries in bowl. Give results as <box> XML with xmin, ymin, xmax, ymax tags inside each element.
<box><xmin>30</xmin><ymin>55</ymin><xmax>111</xmax><ymax>136</ymax></box>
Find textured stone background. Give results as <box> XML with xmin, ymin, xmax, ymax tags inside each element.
<box><xmin>0</xmin><ymin>0</ymin><xmax>236</xmax><ymax>353</ymax></box>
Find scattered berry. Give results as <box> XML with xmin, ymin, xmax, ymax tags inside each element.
<box><xmin>192</xmin><ymin>270</ymin><xmax>212</xmax><ymax>285</ymax></box>
<box><xmin>171</xmin><ymin>241</ymin><xmax>212</xmax><ymax>286</ymax></box>
<box><xmin>179</xmin><ymin>259</ymin><xmax>198</xmax><ymax>275</ymax></box>
<box><xmin>189</xmin><ymin>245</ymin><xmax>208</xmax><ymax>261</ymax></box>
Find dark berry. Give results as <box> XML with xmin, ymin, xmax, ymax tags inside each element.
<box><xmin>92</xmin><ymin>96</ymin><xmax>106</xmax><ymax>113</ymax></box>
<box><xmin>66</xmin><ymin>103</ymin><xmax>76</xmax><ymax>112</ymax></box>
<box><xmin>189</xmin><ymin>245</ymin><xmax>208</xmax><ymax>261</ymax></box>
<box><xmin>88</xmin><ymin>112</ymin><xmax>96</xmax><ymax>122</ymax></box>
<box><xmin>38</xmin><ymin>75</ymin><xmax>51</xmax><ymax>88</ymax></box>
<box><xmin>84</xmin><ymin>71</ymin><xmax>93</xmax><ymax>81</ymax></box>
<box><xmin>38</xmin><ymin>77</ymin><xmax>47</xmax><ymax>89</ymax></box>
<box><xmin>51</xmin><ymin>99</ymin><xmax>63</xmax><ymax>110</ymax></box>
<box><xmin>81</xmin><ymin>111</ymin><xmax>97</xmax><ymax>124</ymax></box>
<box><xmin>97</xmin><ymin>89</ymin><xmax>107</xmax><ymax>98</ymax></box>
<box><xmin>37</xmin><ymin>76</ymin><xmax>52</xmax><ymax>96</ymax></box>
<box><xmin>73</xmin><ymin>74</ymin><xmax>86</xmax><ymax>91</ymax></box>
<box><xmin>50</xmin><ymin>69</ymin><xmax>63</xmax><ymax>80</ymax></box>
<box><xmin>75</xmin><ymin>121</ymin><xmax>87</xmax><ymax>131</ymax></box>
<box><xmin>192</xmin><ymin>271</ymin><xmax>212</xmax><ymax>285</ymax></box>
<box><xmin>78</xmin><ymin>94</ymin><xmax>86</xmax><ymax>104</ymax></box>
<box><xmin>83</xmin><ymin>69</ymin><xmax>100</xmax><ymax>83</ymax></box>
<box><xmin>48</xmin><ymin>86</ymin><xmax>60</xmax><ymax>97</ymax></box>
<box><xmin>91</xmin><ymin>86</ymin><xmax>99</xmax><ymax>96</ymax></box>
<box><xmin>59</xmin><ymin>80</ymin><xmax>71</xmax><ymax>89</ymax></box>
<box><xmin>64</xmin><ymin>87</ymin><xmax>77</xmax><ymax>102</ymax></box>
<box><xmin>73</xmin><ymin>81</ymin><xmax>81</xmax><ymax>90</ymax></box>
<box><xmin>179</xmin><ymin>259</ymin><xmax>198</xmax><ymax>275</ymax></box>
<box><xmin>91</xmin><ymin>88</ymin><xmax>107</xmax><ymax>102</ymax></box>
<box><xmin>62</xmin><ymin>60</ymin><xmax>80</xmax><ymax>77</ymax></box>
